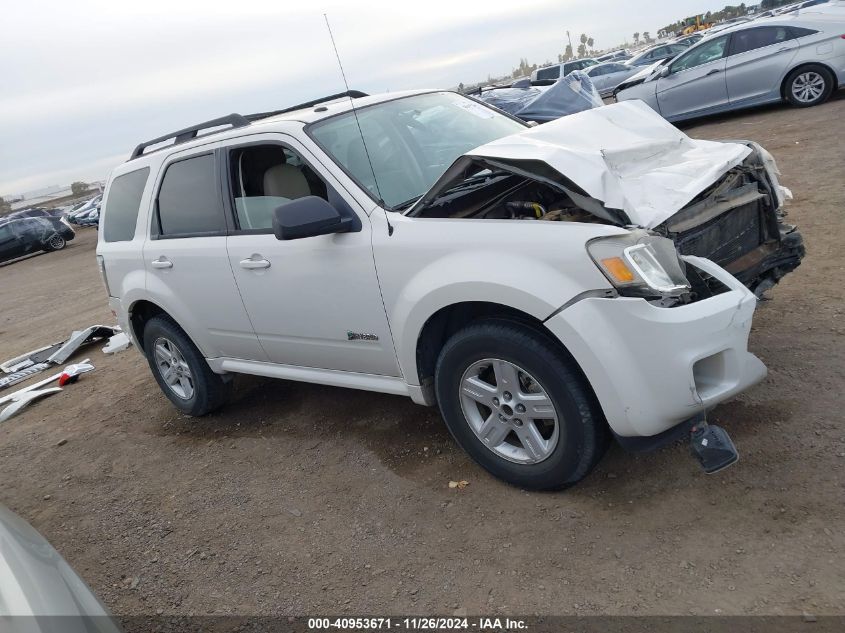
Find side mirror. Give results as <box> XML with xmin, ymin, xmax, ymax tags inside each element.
<box><xmin>272</xmin><ymin>196</ymin><xmax>353</xmax><ymax>241</ymax></box>
<box><xmin>658</xmin><ymin>65</ymin><xmax>671</xmax><ymax>78</ymax></box>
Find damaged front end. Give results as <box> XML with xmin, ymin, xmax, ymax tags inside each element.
<box><xmin>653</xmin><ymin>142</ymin><xmax>804</xmax><ymax>297</ymax></box>
<box><xmin>408</xmin><ymin>101</ymin><xmax>804</xmax><ymax>296</ymax></box>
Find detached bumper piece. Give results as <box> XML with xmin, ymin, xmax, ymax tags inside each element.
<box><xmin>690</xmin><ymin>419</ymin><xmax>739</xmax><ymax>474</ymax></box>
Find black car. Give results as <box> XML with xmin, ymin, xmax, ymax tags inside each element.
<box><xmin>0</xmin><ymin>216</ymin><xmax>75</xmax><ymax>264</ymax></box>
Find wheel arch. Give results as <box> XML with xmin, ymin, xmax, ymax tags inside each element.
<box><xmin>128</xmin><ymin>299</ymin><xmax>195</xmax><ymax>356</ymax></box>
<box><xmin>414</xmin><ymin>301</ymin><xmax>592</xmax><ymax>405</ymax></box>
<box><xmin>780</xmin><ymin>61</ymin><xmax>839</xmax><ymax>99</ymax></box>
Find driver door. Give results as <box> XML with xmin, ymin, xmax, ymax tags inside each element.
<box><xmin>656</xmin><ymin>35</ymin><xmax>730</xmax><ymax>120</ymax></box>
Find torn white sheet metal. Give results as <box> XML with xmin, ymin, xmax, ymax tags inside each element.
<box><xmin>1</xmin><ymin>325</ymin><xmax>118</xmax><ymax>375</ymax></box>
<box><xmin>102</xmin><ymin>332</ymin><xmax>131</xmax><ymax>355</ymax></box>
<box><xmin>47</xmin><ymin>325</ymin><xmax>118</xmax><ymax>364</ymax></box>
<box><xmin>464</xmin><ymin>100</ymin><xmax>752</xmax><ymax>228</ymax></box>
<box><xmin>0</xmin><ymin>388</ymin><xmax>62</xmax><ymax>423</ymax></box>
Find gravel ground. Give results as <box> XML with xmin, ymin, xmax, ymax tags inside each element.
<box><xmin>1</xmin><ymin>93</ymin><xmax>843</xmax><ymax>617</ymax></box>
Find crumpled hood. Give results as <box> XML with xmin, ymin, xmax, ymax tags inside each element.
<box><xmin>464</xmin><ymin>100</ymin><xmax>752</xmax><ymax>228</ymax></box>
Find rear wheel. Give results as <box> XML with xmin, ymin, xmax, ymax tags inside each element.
<box><xmin>44</xmin><ymin>234</ymin><xmax>66</xmax><ymax>251</ymax></box>
<box><xmin>143</xmin><ymin>316</ymin><xmax>232</xmax><ymax>416</ymax></box>
<box><xmin>785</xmin><ymin>65</ymin><xmax>833</xmax><ymax>107</ymax></box>
<box><xmin>434</xmin><ymin>320</ymin><xmax>609</xmax><ymax>490</ymax></box>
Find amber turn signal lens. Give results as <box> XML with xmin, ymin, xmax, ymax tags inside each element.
<box><xmin>601</xmin><ymin>257</ymin><xmax>635</xmax><ymax>283</ymax></box>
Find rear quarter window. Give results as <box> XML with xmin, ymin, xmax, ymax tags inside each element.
<box><xmin>156</xmin><ymin>154</ymin><xmax>225</xmax><ymax>237</ymax></box>
<box><xmin>103</xmin><ymin>168</ymin><xmax>149</xmax><ymax>242</ymax></box>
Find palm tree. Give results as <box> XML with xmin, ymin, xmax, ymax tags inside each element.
<box><xmin>633</xmin><ymin>32</ymin><xmax>640</xmax><ymax>45</ymax></box>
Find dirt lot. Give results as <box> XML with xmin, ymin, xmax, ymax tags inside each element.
<box><xmin>1</xmin><ymin>94</ymin><xmax>843</xmax><ymax>618</ymax></box>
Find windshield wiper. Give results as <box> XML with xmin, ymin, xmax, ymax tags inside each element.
<box><xmin>393</xmin><ymin>196</ymin><xmax>423</xmax><ymax>211</ymax></box>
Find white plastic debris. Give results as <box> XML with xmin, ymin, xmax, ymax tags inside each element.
<box><xmin>102</xmin><ymin>332</ymin><xmax>131</xmax><ymax>355</ymax></box>
<box><xmin>0</xmin><ymin>388</ymin><xmax>62</xmax><ymax>423</ymax></box>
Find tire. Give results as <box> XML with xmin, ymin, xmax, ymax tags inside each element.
<box><xmin>142</xmin><ymin>315</ymin><xmax>232</xmax><ymax>416</ymax></box>
<box><xmin>434</xmin><ymin>319</ymin><xmax>609</xmax><ymax>491</ymax></box>
<box><xmin>784</xmin><ymin>65</ymin><xmax>834</xmax><ymax>108</ymax></box>
<box><xmin>44</xmin><ymin>234</ymin><xmax>66</xmax><ymax>251</ymax></box>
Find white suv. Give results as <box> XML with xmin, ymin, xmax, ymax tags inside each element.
<box><xmin>97</xmin><ymin>89</ymin><xmax>782</xmax><ymax>489</ymax></box>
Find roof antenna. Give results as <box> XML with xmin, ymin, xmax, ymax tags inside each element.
<box><xmin>323</xmin><ymin>14</ymin><xmax>386</xmax><ymax>212</ymax></box>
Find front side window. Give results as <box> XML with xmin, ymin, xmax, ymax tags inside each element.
<box><xmin>309</xmin><ymin>92</ymin><xmax>525</xmax><ymax>210</ymax></box>
<box><xmin>729</xmin><ymin>27</ymin><xmax>791</xmax><ymax>55</ymax></box>
<box><xmin>228</xmin><ymin>144</ymin><xmax>328</xmax><ymax>231</ymax></box>
<box><xmin>156</xmin><ymin>154</ymin><xmax>225</xmax><ymax>237</ymax></box>
<box><xmin>671</xmin><ymin>36</ymin><xmax>728</xmax><ymax>73</ymax></box>
<box><xmin>103</xmin><ymin>168</ymin><xmax>149</xmax><ymax>242</ymax></box>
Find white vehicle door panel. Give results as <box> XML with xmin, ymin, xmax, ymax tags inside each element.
<box><xmin>223</xmin><ymin>135</ymin><xmax>400</xmax><ymax>377</ymax></box>
<box><xmin>143</xmin><ymin>151</ymin><xmax>266</xmax><ymax>361</ymax></box>
<box><xmin>726</xmin><ymin>36</ymin><xmax>799</xmax><ymax>104</ymax></box>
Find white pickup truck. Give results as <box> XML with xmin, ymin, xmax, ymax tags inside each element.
<box><xmin>97</xmin><ymin>89</ymin><xmax>796</xmax><ymax>489</ymax></box>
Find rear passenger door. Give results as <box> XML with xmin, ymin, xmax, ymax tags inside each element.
<box><xmin>143</xmin><ymin>152</ymin><xmax>266</xmax><ymax>361</ymax></box>
<box><xmin>222</xmin><ymin>136</ymin><xmax>400</xmax><ymax>377</ymax></box>
<box><xmin>725</xmin><ymin>26</ymin><xmax>799</xmax><ymax>105</ymax></box>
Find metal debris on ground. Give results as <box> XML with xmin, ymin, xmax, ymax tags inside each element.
<box><xmin>0</xmin><ymin>388</ymin><xmax>63</xmax><ymax>423</ymax></box>
<box><xmin>0</xmin><ymin>326</ymin><xmax>118</xmax><ymax>387</ymax></box>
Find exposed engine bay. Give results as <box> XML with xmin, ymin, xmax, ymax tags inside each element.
<box><xmin>413</xmin><ymin>145</ymin><xmax>804</xmax><ymax>297</ymax></box>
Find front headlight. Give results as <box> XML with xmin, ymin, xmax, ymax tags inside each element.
<box><xmin>587</xmin><ymin>230</ymin><xmax>690</xmax><ymax>297</ymax></box>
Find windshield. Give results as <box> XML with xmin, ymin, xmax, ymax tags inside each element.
<box><xmin>309</xmin><ymin>92</ymin><xmax>526</xmax><ymax>209</ymax></box>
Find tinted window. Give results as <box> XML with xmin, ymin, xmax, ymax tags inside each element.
<box><xmin>157</xmin><ymin>154</ymin><xmax>224</xmax><ymax>236</ymax></box>
<box><xmin>729</xmin><ymin>26</ymin><xmax>792</xmax><ymax>55</ymax></box>
<box><xmin>790</xmin><ymin>26</ymin><xmax>819</xmax><ymax>38</ymax></box>
<box><xmin>671</xmin><ymin>36</ymin><xmax>728</xmax><ymax>72</ymax></box>
<box><xmin>536</xmin><ymin>66</ymin><xmax>561</xmax><ymax>80</ymax></box>
<box><xmin>103</xmin><ymin>168</ymin><xmax>149</xmax><ymax>242</ymax></box>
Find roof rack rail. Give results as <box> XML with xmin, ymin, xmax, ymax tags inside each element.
<box><xmin>245</xmin><ymin>90</ymin><xmax>369</xmax><ymax>122</ymax></box>
<box><xmin>128</xmin><ymin>113</ymin><xmax>251</xmax><ymax>161</ymax></box>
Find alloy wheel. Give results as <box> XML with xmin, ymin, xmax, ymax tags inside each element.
<box><xmin>153</xmin><ymin>337</ymin><xmax>194</xmax><ymax>400</ymax></box>
<box><xmin>792</xmin><ymin>72</ymin><xmax>825</xmax><ymax>104</ymax></box>
<box><xmin>459</xmin><ymin>358</ymin><xmax>560</xmax><ymax>464</ymax></box>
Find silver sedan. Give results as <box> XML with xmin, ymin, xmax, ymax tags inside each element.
<box><xmin>616</xmin><ymin>14</ymin><xmax>845</xmax><ymax>121</ymax></box>
<box><xmin>584</xmin><ymin>61</ymin><xmax>641</xmax><ymax>97</ymax></box>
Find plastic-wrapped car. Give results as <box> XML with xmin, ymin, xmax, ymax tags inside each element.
<box><xmin>0</xmin><ymin>216</ymin><xmax>75</xmax><ymax>263</ymax></box>
<box><xmin>473</xmin><ymin>71</ymin><xmax>604</xmax><ymax>123</ymax></box>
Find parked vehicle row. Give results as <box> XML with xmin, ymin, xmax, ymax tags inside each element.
<box><xmin>615</xmin><ymin>13</ymin><xmax>845</xmax><ymax>121</ymax></box>
<box><xmin>98</xmin><ymin>89</ymin><xmax>801</xmax><ymax>489</ymax></box>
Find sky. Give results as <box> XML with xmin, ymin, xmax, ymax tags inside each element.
<box><xmin>1</xmin><ymin>0</ymin><xmax>728</xmax><ymax>197</ymax></box>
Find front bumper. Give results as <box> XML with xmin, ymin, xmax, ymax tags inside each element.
<box><xmin>545</xmin><ymin>256</ymin><xmax>766</xmax><ymax>437</ymax></box>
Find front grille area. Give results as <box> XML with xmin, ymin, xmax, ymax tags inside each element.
<box><xmin>673</xmin><ymin>199</ymin><xmax>765</xmax><ymax>268</ymax></box>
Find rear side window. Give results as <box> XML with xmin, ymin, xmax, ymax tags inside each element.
<box><xmin>103</xmin><ymin>168</ymin><xmax>149</xmax><ymax>242</ymax></box>
<box><xmin>156</xmin><ymin>154</ymin><xmax>225</xmax><ymax>237</ymax></box>
<box><xmin>729</xmin><ymin>26</ymin><xmax>792</xmax><ymax>56</ymax></box>
<box><xmin>789</xmin><ymin>27</ymin><xmax>819</xmax><ymax>38</ymax></box>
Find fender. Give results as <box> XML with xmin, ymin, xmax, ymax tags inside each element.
<box><xmin>370</xmin><ymin>210</ymin><xmax>623</xmax><ymax>385</ymax></box>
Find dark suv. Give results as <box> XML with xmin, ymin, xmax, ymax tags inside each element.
<box><xmin>0</xmin><ymin>216</ymin><xmax>75</xmax><ymax>264</ymax></box>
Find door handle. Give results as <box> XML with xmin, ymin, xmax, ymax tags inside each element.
<box><xmin>706</xmin><ymin>68</ymin><xmax>721</xmax><ymax>76</ymax></box>
<box><xmin>777</xmin><ymin>47</ymin><xmax>790</xmax><ymax>52</ymax></box>
<box><xmin>239</xmin><ymin>255</ymin><xmax>271</xmax><ymax>270</ymax></box>
<box><xmin>150</xmin><ymin>257</ymin><xmax>173</xmax><ymax>269</ymax></box>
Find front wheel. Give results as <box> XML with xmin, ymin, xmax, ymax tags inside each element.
<box><xmin>143</xmin><ymin>316</ymin><xmax>232</xmax><ymax>416</ymax></box>
<box><xmin>784</xmin><ymin>65</ymin><xmax>833</xmax><ymax>108</ymax></box>
<box><xmin>434</xmin><ymin>320</ymin><xmax>609</xmax><ymax>490</ymax></box>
